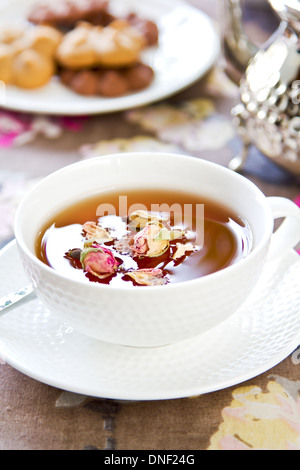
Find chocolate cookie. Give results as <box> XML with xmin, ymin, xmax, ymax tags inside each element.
<box><xmin>126</xmin><ymin>13</ymin><xmax>159</xmax><ymax>46</ymax></box>
<box><xmin>59</xmin><ymin>63</ymin><xmax>154</xmax><ymax>97</ymax></box>
<box><xmin>28</xmin><ymin>0</ymin><xmax>110</xmax><ymax>28</ymax></box>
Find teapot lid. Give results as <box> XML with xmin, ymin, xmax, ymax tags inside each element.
<box><xmin>269</xmin><ymin>0</ymin><xmax>300</xmax><ymax>31</ymax></box>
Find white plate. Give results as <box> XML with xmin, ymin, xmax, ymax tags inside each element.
<box><xmin>0</xmin><ymin>240</ymin><xmax>300</xmax><ymax>401</ymax></box>
<box><xmin>0</xmin><ymin>0</ymin><xmax>220</xmax><ymax>115</ymax></box>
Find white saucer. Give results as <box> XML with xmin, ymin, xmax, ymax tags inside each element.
<box><xmin>0</xmin><ymin>240</ymin><xmax>299</xmax><ymax>401</ymax></box>
<box><xmin>0</xmin><ymin>0</ymin><xmax>220</xmax><ymax>115</ymax></box>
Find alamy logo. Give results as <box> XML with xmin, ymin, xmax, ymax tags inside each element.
<box><xmin>0</xmin><ymin>80</ymin><xmax>6</xmax><ymax>106</ymax></box>
<box><xmin>96</xmin><ymin>195</ymin><xmax>205</xmax><ymax>247</ymax></box>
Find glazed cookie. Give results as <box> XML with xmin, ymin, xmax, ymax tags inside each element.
<box><xmin>14</xmin><ymin>25</ymin><xmax>63</xmax><ymax>57</ymax></box>
<box><xmin>55</xmin><ymin>23</ymin><xmax>98</xmax><ymax>69</ymax></box>
<box><xmin>56</xmin><ymin>20</ymin><xmax>146</xmax><ymax>69</ymax></box>
<box><xmin>91</xmin><ymin>20</ymin><xmax>146</xmax><ymax>67</ymax></box>
<box><xmin>0</xmin><ymin>44</ymin><xmax>14</xmax><ymax>83</ymax></box>
<box><xmin>0</xmin><ymin>22</ymin><xmax>62</xmax><ymax>88</ymax></box>
<box><xmin>0</xmin><ymin>22</ymin><xmax>28</xmax><ymax>45</ymax></box>
<box><xmin>11</xmin><ymin>49</ymin><xmax>55</xmax><ymax>88</ymax></box>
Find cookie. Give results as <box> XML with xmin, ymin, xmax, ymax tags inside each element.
<box><xmin>0</xmin><ymin>22</ymin><xmax>61</xmax><ymax>88</ymax></box>
<box><xmin>0</xmin><ymin>44</ymin><xmax>14</xmax><ymax>83</ymax></box>
<box><xmin>97</xmin><ymin>70</ymin><xmax>129</xmax><ymax>97</ymax></box>
<box><xmin>28</xmin><ymin>0</ymin><xmax>110</xmax><ymax>28</ymax></box>
<box><xmin>59</xmin><ymin>62</ymin><xmax>154</xmax><ymax>97</ymax></box>
<box><xmin>56</xmin><ymin>20</ymin><xmax>146</xmax><ymax>69</ymax></box>
<box><xmin>14</xmin><ymin>25</ymin><xmax>63</xmax><ymax>57</ymax></box>
<box><xmin>0</xmin><ymin>4</ymin><xmax>158</xmax><ymax>93</ymax></box>
<box><xmin>123</xmin><ymin>63</ymin><xmax>154</xmax><ymax>91</ymax></box>
<box><xmin>55</xmin><ymin>23</ymin><xmax>97</xmax><ymax>68</ymax></box>
<box><xmin>91</xmin><ymin>20</ymin><xmax>146</xmax><ymax>67</ymax></box>
<box><xmin>0</xmin><ymin>22</ymin><xmax>28</xmax><ymax>44</ymax></box>
<box><xmin>67</xmin><ymin>69</ymin><xmax>99</xmax><ymax>96</ymax></box>
<box><xmin>126</xmin><ymin>13</ymin><xmax>159</xmax><ymax>46</ymax></box>
<box><xmin>11</xmin><ymin>49</ymin><xmax>55</xmax><ymax>88</ymax></box>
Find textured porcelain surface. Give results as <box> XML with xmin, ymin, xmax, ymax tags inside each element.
<box><xmin>0</xmin><ymin>241</ymin><xmax>299</xmax><ymax>400</ymax></box>
<box><xmin>14</xmin><ymin>153</ymin><xmax>300</xmax><ymax>346</ymax></box>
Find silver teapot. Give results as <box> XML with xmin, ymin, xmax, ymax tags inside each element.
<box><xmin>222</xmin><ymin>0</ymin><xmax>300</xmax><ymax>175</ymax></box>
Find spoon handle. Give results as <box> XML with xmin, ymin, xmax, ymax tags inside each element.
<box><xmin>0</xmin><ymin>285</ymin><xmax>36</xmax><ymax>317</ymax></box>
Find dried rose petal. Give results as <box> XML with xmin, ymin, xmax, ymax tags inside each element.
<box><xmin>130</xmin><ymin>221</ymin><xmax>169</xmax><ymax>258</ymax></box>
<box><xmin>83</xmin><ymin>221</ymin><xmax>113</xmax><ymax>243</ymax></box>
<box><xmin>114</xmin><ymin>235</ymin><xmax>132</xmax><ymax>254</ymax></box>
<box><xmin>130</xmin><ymin>227</ymin><xmax>149</xmax><ymax>256</ymax></box>
<box><xmin>80</xmin><ymin>244</ymin><xmax>119</xmax><ymax>279</ymax></box>
<box><xmin>126</xmin><ymin>268</ymin><xmax>168</xmax><ymax>286</ymax></box>
<box><xmin>153</xmin><ymin>227</ymin><xmax>185</xmax><ymax>241</ymax></box>
<box><xmin>172</xmin><ymin>242</ymin><xmax>200</xmax><ymax>260</ymax></box>
<box><xmin>129</xmin><ymin>210</ymin><xmax>169</xmax><ymax>230</ymax></box>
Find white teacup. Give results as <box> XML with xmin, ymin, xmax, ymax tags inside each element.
<box><xmin>14</xmin><ymin>153</ymin><xmax>300</xmax><ymax>347</ymax></box>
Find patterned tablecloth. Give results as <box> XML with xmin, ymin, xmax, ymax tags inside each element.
<box><xmin>0</xmin><ymin>0</ymin><xmax>299</xmax><ymax>451</ymax></box>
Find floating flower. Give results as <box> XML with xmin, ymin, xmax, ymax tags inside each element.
<box><xmin>126</xmin><ymin>268</ymin><xmax>168</xmax><ymax>286</ymax></box>
<box><xmin>153</xmin><ymin>226</ymin><xmax>185</xmax><ymax>241</ymax></box>
<box><xmin>130</xmin><ymin>221</ymin><xmax>169</xmax><ymax>258</ymax></box>
<box><xmin>129</xmin><ymin>210</ymin><xmax>169</xmax><ymax>230</ymax></box>
<box><xmin>80</xmin><ymin>244</ymin><xmax>119</xmax><ymax>279</ymax></box>
<box><xmin>114</xmin><ymin>235</ymin><xmax>132</xmax><ymax>254</ymax></box>
<box><xmin>82</xmin><ymin>221</ymin><xmax>113</xmax><ymax>243</ymax></box>
<box><xmin>172</xmin><ymin>243</ymin><xmax>200</xmax><ymax>260</ymax></box>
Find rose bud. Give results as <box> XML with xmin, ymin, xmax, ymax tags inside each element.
<box><xmin>130</xmin><ymin>221</ymin><xmax>169</xmax><ymax>258</ymax></box>
<box><xmin>80</xmin><ymin>244</ymin><xmax>119</xmax><ymax>279</ymax></box>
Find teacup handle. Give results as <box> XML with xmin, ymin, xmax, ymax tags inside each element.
<box><xmin>267</xmin><ymin>197</ymin><xmax>300</xmax><ymax>260</ymax></box>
